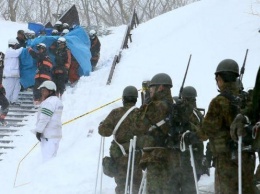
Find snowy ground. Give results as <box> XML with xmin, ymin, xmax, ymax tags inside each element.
<box><xmin>0</xmin><ymin>0</ymin><xmax>260</xmax><ymax>193</ymax></box>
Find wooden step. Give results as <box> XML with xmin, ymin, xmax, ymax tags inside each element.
<box><xmin>0</xmin><ymin>139</ymin><xmax>13</xmax><ymax>143</ymax></box>
<box><xmin>0</xmin><ymin>145</ymin><xmax>15</xmax><ymax>149</ymax></box>
<box><xmin>17</xmin><ymin>100</ymin><xmax>34</xmax><ymax>104</ymax></box>
<box><xmin>0</xmin><ymin>123</ymin><xmax>25</xmax><ymax>128</ymax></box>
<box><xmin>6</xmin><ymin>114</ymin><xmax>30</xmax><ymax>118</ymax></box>
<box><xmin>9</xmin><ymin>104</ymin><xmax>35</xmax><ymax>109</ymax></box>
<box><xmin>0</xmin><ymin>128</ymin><xmax>19</xmax><ymax>132</ymax></box>
<box><xmin>5</xmin><ymin>117</ymin><xmax>24</xmax><ymax>122</ymax></box>
<box><xmin>0</xmin><ymin>134</ymin><xmax>19</xmax><ymax>138</ymax></box>
<box><xmin>18</xmin><ymin>97</ymin><xmax>33</xmax><ymax>101</ymax></box>
<box><xmin>8</xmin><ymin>107</ymin><xmax>37</xmax><ymax>113</ymax></box>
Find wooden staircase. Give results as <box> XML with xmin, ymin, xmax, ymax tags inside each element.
<box><xmin>0</xmin><ymin>91</ymin><xmax>37</xmax><ymax>161</ymax></box>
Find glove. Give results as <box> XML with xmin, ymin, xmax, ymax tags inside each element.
<box><xmin>254</xmin><ymin>122</ymin><xmax>260</xmax><ymax>131</ymax></box>
<box><xmin>36</xmin><ymin>132</ymin><xmax>42</xmax><ymax>142</ymax></box>
<box><xmin>201</xmin><ymin>156</ymin><xmax>210</xmax><ymax>176</ymax></box>
<box><xmin>184</xmin><ymin>131</ymin><xmax>200</xmax><ymax>146</ymax></box>
<box><xmin>252</xmin><ymin>122</ymin><xmax>260</xmax><ymax>139</ymax></box>
<box><xmin>230</xmin><ymin>114</ymin><xmax>248</xmax><ymax>141</ymax></box>
<box><xmin>0</xmin><ymin>85</ymin><xmax>6</xmax><ymax>95</ymax></box>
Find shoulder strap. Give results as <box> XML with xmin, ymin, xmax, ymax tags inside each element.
<box><xmin>218</xmin><ymin>91</ymin><xmax>241</xmax><ymax>117</ymax></box>
<box><xmin>193</xmin><ymin>108</ymin><xmax>204</xmax><ymax>124</ymax></box>
<box><xmin>112</xmin><ymin>106</ymin><xmax>136</xmax><ymax>156</ymax></box>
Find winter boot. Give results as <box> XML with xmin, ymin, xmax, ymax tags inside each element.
<box><xmin>0</xmin><ymin>114</ymin><xmax>7</xmax><ymax>126</ymax></box>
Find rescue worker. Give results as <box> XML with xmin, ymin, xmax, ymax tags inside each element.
<box><xmin>51</xmin><ymin>29</ymin><xmax>59</xmax><ymax>36</ymax></box>
<box><xmin>98</xmin><ymin>86</ymin><xmax>142</xmax><ymax>194</ymax></box>
<box><xmin>0</xmin><ymin>52</ymin><xmax>9</xmax><ymax>126</ymax></box>
<box><xmin>0</xmin><ymin>84</ymin><xmax>9</xmax><ymax>126</ymax></box>
<box><xmin>62</xmin><ymin>23</ymin><xmax>70</xmax><ymax>30</ymax></box>
<box><xmin>233</xmin><ymin>66</ymin><xmax>260</xmax><ymax>192</ymax></box>
<box><xmin>54</xmin><ymin>21</ymin><xmax>63</xmax><ymax>34</ymax></box>
<box><xmin>135</xmin><ymin>73</ymin><xmax>179</xmax><ymax>193</ymax></box>
<box><xmin>49</xmin><ymin>37</ymin><xmax>71</xmax><ymax>97</ymax></box>
<box><xmin>89</xmin><ymin>29</ymin><xmax>101</xmax><ymax>71</ymax></box>
<box><xmin>3</xmin><ymin>39</ymin><xmax>23</xmax><ymax>105</ymax></box>
<box><xmin>32</xmin><ymin>80</ymin><xmax>63</xmax><ymax>162</ymax></box>
<box><xmin>68</xmin><ymin>54</ymin><xmax>80</xmax><ymax>86</ymax></box>
<box><xmin>198</xmin><ymin>59</ymin><xmax>255</xmax><ymax>194</ymax></box>
<box><xmin>16</xmin><ymin>30</ymin><xmax>27</xmax><ymax>48</ymax></box>
<box><xmin>175</xmin><ymin>86</ymin><xmax>205</xmax><ymax>193</ymax></box>
<box><xmin>252</xmin><ymin>66</ymin><xmax>260</xmax><ymax>190</ymax></box>
<box><xmin>61</xmin><ymin>29</ymin><xmax>69</xmax><ymax>36</ymax></box>
<box><xmin>28</xmin><ymin>43</ymin><xmax>52</xmax><ymax>105</ymax></box>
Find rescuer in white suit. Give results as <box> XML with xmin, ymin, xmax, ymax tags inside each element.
<box><xmin>34</xmin><ymin>80</ymin><xmax>63</xmax><ymax>162</ymax></box>
<box><xmin>3</xmin><ymin>39</ymin><xmax>23</xmax><ymax>105</ymax></box>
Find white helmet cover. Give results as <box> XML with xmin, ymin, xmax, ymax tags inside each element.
<box><xmin>8</xmin><ymin>38</ymin><xmax>19</xmax><ymax>45</ymax></box>
<box><xmin>38</xmin><ymin>80</ymin><xmax>57</xmax><ymax>91</ymax></box>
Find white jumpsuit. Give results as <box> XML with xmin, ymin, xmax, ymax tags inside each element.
<box><xmin>34</xmin><ymin>96</ymin><xmax>63</xmax><ymax>162</ymax></box>
<box><xmin>3</xmin><ymin>47</ymin><xmax>23</xmax><ymax>103</ymax></box>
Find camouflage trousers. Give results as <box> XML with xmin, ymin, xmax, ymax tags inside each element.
<box><xmin>146</xmin><ymin>162</ymin><xmax>169</xmax><ymax>194</ymax></box>
<box><xmin>214</xmin><ymin>151</ymin><xmax>255</xmax><ymax>194</ymax></box>
<box><xmin>114</xmin><ymin>153</ymin><xmax>142</xmax><ymax>194</ymax></box>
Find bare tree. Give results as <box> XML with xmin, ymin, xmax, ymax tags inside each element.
<box><xmin>0</xmin><ymin>0</ymin><xmax>199</xmax><ymax>28</ymax></box>
<box><xmin>8</xmin><ymin>0</ymin><xmax>21</xmax><ymax>21</ymax></box>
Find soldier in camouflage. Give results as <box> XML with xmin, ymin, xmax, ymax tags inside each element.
<box><xmin>200</xmin><ymin>59</ymin><xmax>255</xmax><ymax>194</ymax></box>
<box><xmin>98</xmin><ymin>86</ymin><xmax>142</xmax><ymax>194</ymax></box>
<box><xmin>176</xmin><ymin>86</ymin><xmax>205</xmax><ymax>193</ymax></box>
<box><xmin>135</xmin><ymin>73</ymin><xmax>180</xmax><ymax>194</ymax></box>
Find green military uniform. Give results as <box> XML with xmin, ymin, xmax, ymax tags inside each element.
<box><xmin>135</xmin><ymin>73</ymin><xmax>181</xmax><ymax>194</ymax></box>
<box><xmin>136</xmin><ymin>89</ymin><xmax>176</xmax><ymax>194</ymax></box>
<box><xmin>98</xmin><ymin>86</ymin><xmax>142</xmax><ymax>194</ymax></box>
<box><xmin>179</xmin><ymin>107</ymin><xmax>204</xmax><ymax>194</ymax></box>
<box><xmin>202</xmin><ymin>59</ymin><xmax>255</xmax><ymax>194</ymax></box>
<box><xmin>169</xmin><ymin>86</ymin><xmax>205</xmax><ymax>193</ymax></box>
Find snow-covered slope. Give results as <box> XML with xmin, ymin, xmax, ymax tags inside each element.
<box><xmin>0</xmin><ymin>0</ymin><xmax>260</xmax><ymax>193</ymax></box>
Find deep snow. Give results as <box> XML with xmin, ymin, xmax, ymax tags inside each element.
<box><xmin>0</xmin><ymin>0</ymin><xmax>260</xmax><ymax>193</ymax></box>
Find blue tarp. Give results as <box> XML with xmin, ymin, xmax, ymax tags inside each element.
<box><xmin>28</xmin><ymin>22</ymin><xmax>45</xmax><ymax>36</ymax></box>
<box><xmin>19</xmin><ymin>26</ymin><xmax>91</xmax><ymax>88</ymax></box>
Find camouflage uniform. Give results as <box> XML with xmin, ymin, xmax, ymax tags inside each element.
<box><xmin>135</xmin><ymin>89</ymin><xmax>180</xmax><ymax>194</ymax></box>
<box><xmin>202</xmin><ymin>82</ymin><xmax>255</xmax><ymax>194</ymax></box>
<box><xmin>180</xmin><ymin>106</ymin><xmax>204</xmax><ymax>193</ymax></box>
<box><xmin>167</xmin><ymin>98</ymin><xmax>204</xmax><ymax>194</ymax></box>
<box><xmin>98</xmin><ymin>102</ymin><xmax>142</xmax><ymax>194</ymax></box>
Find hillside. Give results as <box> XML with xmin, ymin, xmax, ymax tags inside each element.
<box><xmin>0</xmin><ymin>0</ymin><xmax>260</xmax><ymax>193</ymax></box>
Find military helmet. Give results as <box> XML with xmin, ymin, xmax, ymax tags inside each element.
<box><xmin>149</xmin><ymin>73</ymin><xmax>172</xmax><ymax>88</ymax></box>
<box><xmin>182</xmin><ymin>86</ymin><xmax>197</xmax><ymax>98</ymax></box>
<box><xmin>122</xmin><ymin>86</ymin><xmax>138</xmax><ymax>98</ymax></box>
<box><xmin>215</xmin><ymin>59</ymin><xmax>239</xmax><ymax>76</ymax></box>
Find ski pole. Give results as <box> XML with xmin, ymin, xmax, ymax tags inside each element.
<box><xmin>142</xmin><ymin>170</ymin><xmax>147</xmax><ymax>194</ymax></box>
<box><xmin>130</xmin><ymin>136</ymin><xmax>137</xmax><ymax>194</ymax></box>
<box><xmin>189</xmin><ymin>145</ymin><xmax>199</xmax><ymax>194</ymax></box>
<box><xmin>100</xmin><ymin>137</ymin><xmax>105</xmax><ymax>194</ymax></box>
<box><xmin>125</xmin><ymin>139</ymin><xmax>133</xmax><ymax>194</ymax></box>
<box><xmin>138</xmin><ymin>170</ymin><xmax>146</xmax><ymax>194</ymax></box>
<box><xmin>238</xmin><ymin>136</ymin><xmax>242</xmax><ymax>194</ymax></box>
<box><xmin>95</xmin><ymin>136</ymin><xmax>104</xmax><ymax>194</ymax></box>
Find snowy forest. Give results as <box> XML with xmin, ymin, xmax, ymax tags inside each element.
<box><xmin>0</xmin><ymin>0</ymin><xmax>198</xmax><ymax>27</ymax></box>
